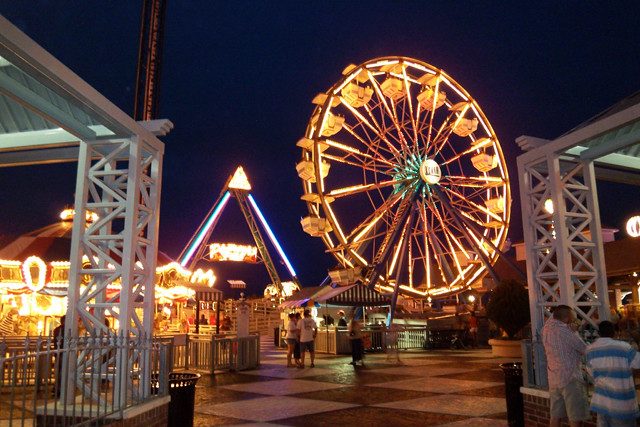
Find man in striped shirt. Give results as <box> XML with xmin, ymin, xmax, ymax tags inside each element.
<box><xmin>542</xmin><ymin>305</ymin><xmax>590</xmax><ymax>426</ymax></box>
<box><xmin>586</xmin><ymin>320</ymin><xmax>640</xmax><ymax>426</ymax></box>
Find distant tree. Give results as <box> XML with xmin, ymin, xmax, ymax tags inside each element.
<box><xmin>486</xmin><ymin>279</ymin><xmax>530</xmax><ymax>339</ymax></box>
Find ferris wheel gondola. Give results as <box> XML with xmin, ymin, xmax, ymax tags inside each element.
<box><xmin>297</xmin><ymin>57</ymin><xmax>510</xmax><ymax>298</ymax></box>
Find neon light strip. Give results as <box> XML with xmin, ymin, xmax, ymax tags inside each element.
<box><xmin>180</xmin><ymin>191</ymin><xmax>231</xmax><ymax>267</ymax></box>
<box><xmin>247</xmin><ymin>194</ymin><xmax>297</xmax><ymax>277</ymax></box>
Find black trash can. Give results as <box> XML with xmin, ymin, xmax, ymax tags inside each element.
<box><xmin>499</xmin><ymin>362</ymin><xmax>524</xmax><ymax>427</ymax></box>
<box><xmin>154</xmin><ymin>372</ymin><xmax>200</xmax><ymax>427</ymax></box>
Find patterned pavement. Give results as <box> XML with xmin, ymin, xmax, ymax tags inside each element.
<box><xmin>193</xmin><ymin>336</ymin><xmax>516</xmax><ymax>426</ymax></box>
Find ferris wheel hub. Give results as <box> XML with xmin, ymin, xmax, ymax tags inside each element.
<box><xmin>419</xmin><ymin>159</ymin><xmax>441</xmax><ymax>185</ymax></box>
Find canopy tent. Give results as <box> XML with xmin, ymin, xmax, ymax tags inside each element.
<box><xmin>279</xmin><ymin>284</ymin><xmax>391</xmax><ymax>309</ymax></box>
<box><xmin>279</xmin><ymin>286</ymin><xmax>326</xmax><ymax>309</ymax></box>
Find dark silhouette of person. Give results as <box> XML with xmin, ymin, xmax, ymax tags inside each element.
<box><xmin>52</xmin><ymin>315</ymin><xmax>66</xmax><ymax>397</ymax></box>
<box><xmin>199</xmin><ymin>314</ymin><xmax>208</xmax><ymax>325</ymax></box>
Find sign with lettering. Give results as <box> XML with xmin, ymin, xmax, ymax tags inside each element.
<box><xmin>210</xmin><ymin>243</ymin><xmax>258</xmax><ymax>263</ymax></box>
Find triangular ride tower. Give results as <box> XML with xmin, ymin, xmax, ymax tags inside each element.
<box><xmin>178</xmin><ymin>166</ymin><xmax>298</xmax><ymax>293</ymax></box>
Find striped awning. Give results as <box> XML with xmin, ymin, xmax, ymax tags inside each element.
<box><xmin>320</xmin><ymin>284</ymin><xmax>391</xmax><ymax>307</ymax></box>
<box><xmin>279</xmin><ymin>284</ymin><xmax>391</xmax><ymax>309</ymax></box>
<box><xmin>192</xmin><ymin>286</ymin><xmax>223</xmax><ymax>302</ymax></box>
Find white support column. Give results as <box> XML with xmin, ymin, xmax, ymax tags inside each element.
<box><xmin>65</xmin><ymin>135</ymin><xmax>163</xmax><ymax>407</ymax></box>
<box><xmin>518</xmin><ymin>156</ymin><xmax>556</xmax><ymax>337</ymax></box>
<box><xmin>547</xmin><ymin>156</ymin><xmax>575</xmax><ymax>308</ymax></box>
<box><xmin>582</xmin><ymin>160</ymin><xmax>610</xmax><ymax>321</ymax></box>
<box><xmin>519</xmin><ymin>151</ymin><xmax>610</xmax><ymax>340</ymax></box>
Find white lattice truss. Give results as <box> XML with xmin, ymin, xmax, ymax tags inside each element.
<box><xmin>519</xmin><ymin>155</ymin><xmax>609</xmax><ymax>336</ymax></box>
<box><xmin>63</xmin><ymin>136</ymin><xmax>163</xmax><ymax>405</ymax></box>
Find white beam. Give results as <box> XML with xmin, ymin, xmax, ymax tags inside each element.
<box><xmin>0</xmin><ymin>15</ymin><xmax>164</xmax><ymax>152</ymax></box>
<box><xmin>518</xmin><ymin>103</ymin><xmax>640</xmax><ymax>164</ymax></box>
<box><xmin>0</xmin><ymin>72</ymin><xmax>96</xmax><ymax>140</ymax></box>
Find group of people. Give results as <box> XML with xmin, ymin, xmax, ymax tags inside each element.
<box><xmin>284</xmin><ymin>309</ymin><xmax>365</xmax><ymax>368</ymax></box>
<box><xmin>542</xmin><ymin>305</ymin><xmax>640</xmax><ymax>426</ymax></box>
<box><xmin>285</xmin><ymin>309</ymin><xmax>318</xmax><ymax>368</ymax></box>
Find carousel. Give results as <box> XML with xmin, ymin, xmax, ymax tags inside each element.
<box><xmin>0</xmin><ymin>208</ymin><xmax>217</xmax><ymax>336</ymax></box>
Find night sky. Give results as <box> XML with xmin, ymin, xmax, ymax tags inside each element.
<box><xmin>1</xmin><ymin>2</ymin><xmax>639</xmax><ymax>295</ymax></box>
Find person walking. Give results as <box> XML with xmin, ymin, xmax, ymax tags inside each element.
<box><xmin>293</xmin><ymin>312</ymin><xmax>302</xmax><ymax>367</ymax></box>
<box><xmin>468</xmin><ymin>312</ymin><xmax>478</xmax><ymax>348</ymax></box>
<box><xmin>348</xmin><ymin>318</ymin><xmax>364</xmax><ymax>366</ymax></box>
<box><xmin>586</xmin><ymin>320</ymin><xmax>640</xmax><ymax>426</ymax></box>
<box><xmin>297</xmin><ymin>309</ymin><xmax>317</xmax><ymax>368</ymax></box>
<box><xmin>542</xmin><ymin>305</ymin><xmax>589</xmax><ymax>427</ymax></box>
<box><xmin>285</xmin><ymin>313</ymin><xmax>299</xmax><ymax>368</ymax></box>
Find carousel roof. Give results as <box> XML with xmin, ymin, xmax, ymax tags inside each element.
<box><xmin>0</xmin><ymin>218</ymin><xmax>175</xmax><ymax>264</ymax></box>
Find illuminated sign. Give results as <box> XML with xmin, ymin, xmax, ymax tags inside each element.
<box><xmin>420</xmin><ymin>159</ymin><xmax>441</xmax><ymax>184</ymax></box>
<box><xmin>627</xmin><ymin>216</ymin><xmax>640</xmax><ymax>238</ymax></box>
<box><xmin>228</xmin><ymin>166</ymin><xmax>252</xmax><ymax>190</ymax></box>
<box><xmin>209</xmin><ymin>243</ymin><xmax>258</xmax><ymax>263</ymax></box>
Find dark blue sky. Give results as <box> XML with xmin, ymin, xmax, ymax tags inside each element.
<box><xmin>1</xmin><ymin>2</ymin><xmax>639</xmax><ymax>294</ymax></box>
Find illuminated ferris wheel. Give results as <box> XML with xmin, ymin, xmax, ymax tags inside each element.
<box><xmin>297</xmin><ymin>57</ymin><xmax>510</xmax><ymax>298</ymax></box>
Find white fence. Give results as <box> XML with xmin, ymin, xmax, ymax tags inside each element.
<box><xmin>315</xmin><ymin>326</ymin><xmax>429</xmax><ymax>354</ymax></box>
<box><xmin>163</xmin><ymin>333</ymin><xmax>260</xmax><ymax>374</ymax></box>
<box><xmin>0</xmin><ymin>334</ymin><xmax>170</xmax><ymax>426</ymax></box>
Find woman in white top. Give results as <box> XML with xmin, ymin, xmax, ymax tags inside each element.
<box><xmin>285</xmin><ymin>313</ymin><xmax>299</xmax><ymax>367</ymax></box>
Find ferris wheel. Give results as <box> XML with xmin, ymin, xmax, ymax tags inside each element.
<box><xmin>297</xmin><ymin>57</ymin><xmax>510</xmax><ymax>298</ymax></box>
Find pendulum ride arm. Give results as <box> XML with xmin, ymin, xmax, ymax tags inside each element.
<box><xmin>233</xmin><ymin>190</ymin><xmax>284</xmax><ymax>293</ymax></box>
<box><xmin>178</xmin><ymin>191</ymin><xmax>231</xmax><ymax>270</ymax></box>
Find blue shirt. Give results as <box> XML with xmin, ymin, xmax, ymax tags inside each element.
<box><xmin>586</xmin><ymin>337</ymin><xmax>640</xmax><ymax>420</ymax></box>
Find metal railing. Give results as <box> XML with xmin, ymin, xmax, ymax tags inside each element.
<box><xmin>0</xmin><ymin>333</ymin><xmax>170</xmax><ymax>426</ymax></box>
<box><xmin>315</xmin><ymin>326</ymin><xmax>429</xmax><ymax>354</ymax></box>
<box><xmin>365</xmin><ymin>326</ymin><xmax>429</xmax><ymax>351</ymax></box>
<box><xmin>166</xmin><ymin>333</ymin><xmax>260</xmax><ymax>374</ymax></box>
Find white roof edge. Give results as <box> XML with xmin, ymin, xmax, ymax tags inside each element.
<box><xmin>517</xmin><ymin>102</ymin><xmax>640</xmax><ymax>164</ymax></box>
<box><xmin>0</xmin><ymin>15</ymin><xmax>164</xmax><ymax>151</ymax></box>
<box><xmin>138</xmin><ymin>119</ymin><xmax>174</xmax><ymax>136</ymax></box>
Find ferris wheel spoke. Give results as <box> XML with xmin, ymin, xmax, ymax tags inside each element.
<box><xmin>426</xmin><ymin>225</ymin><xmax>455</xmax><ymax>285</ymax></box>
<box><xmin>345</xmin><ymin>192</ymin><xmax>403</xmax><ymax>244</ymax></box>
<box><xmin>342</xmin><ymin>103</ymin><xmax>402</xmax><ymax>160</ymax></box>
<box><xmin>401</xmin><ymin>67</ymin><xmax>419</xmax><ymax>145</ymax></box>
<box><xmin>442</xmin><ymin>186</ymin><xmax>503</xmax><ymax>222</ymax></box>
<box><xmin>366</xmin><ymin>71</ymin><xmax>411</xmax><ymax>153</ymax></box>
<box><xmin>341</xmin><ymin>122</ymin><xmax>399</xmax><ymax>164</ymax></box>
<box><xmin>419</xmin><ymin>203</ymin><xmax>432</xmax><ymax>288</ymax></box>
<box><xmin>428</xmin><ymin>200</ymin><xmax>466</xmax><ymax>282</ymax></box>
<box><xmin>430</xmin><ymin>104</ymin><xmax>472</xmax><ymax>157</ymax></box>
<box><xmin>458</xmin><ymin>208</ymin><xmax>494</xmax><ymax>229</ymax></box>
<box><xmin>420</xmin><ymin>76</ymin><xmax>441</xmax><ymax>146</ymax></box>
<box><xmin>325</xmin><ymin>138</ymin><xmax>396</xmax><ymax>168</ymax></box>
<box><xmin>407</xmin><ymin>235</ymin><xmax>414</xmax><ymax>288</ymax></box>
<box><xmin>322</xmin><ymin>153</ymin><xmax>392</xmax><ymax>175</ymax></box>
<box><xmin>439</xmin><ymin>137</ymin><xmax>494</xmax><ymax>166</ymax></box>
<box><xmin>441</xmin><ymin>175</ymin><xmax>505</xmax><ymax>188</ymax></box>
<box><xmin>388</xmin><ymin>210</ymin><xmax>414</xmax><ymax>277</ymax></box>
<box><xmin>327</xmin><ymin>178</ymin><xmax>408</xmax><ymax>199</ymax></box>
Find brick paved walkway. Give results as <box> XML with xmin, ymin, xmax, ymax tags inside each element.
<box><xmin>193</xmin><ymin>336</ymin><xmax>517</xmax><ymax>426</ymax></box>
